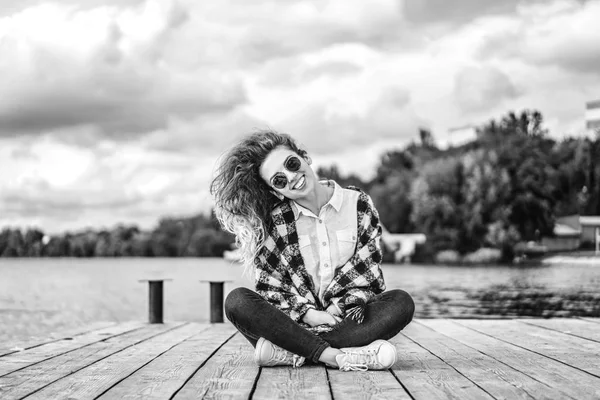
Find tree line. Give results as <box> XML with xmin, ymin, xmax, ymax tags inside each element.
<box><xmin>0</xmin><ymin>214</ymin><xmax>234</xmax><ymax>258</ymax></box>
<box><xmin>320</xmin><ymin>110</ymin><xmax>599</xmax><ymax>262</ymax></box>
<box><xmin>1</xmin><ymin>109</ymin><xmax>599</xmax><ymax>261</ymax></box>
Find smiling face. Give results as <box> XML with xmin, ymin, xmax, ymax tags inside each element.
<box><xmin>259</xmin><ymin>146</ymin><xmax>316</xmax><ymax>200</ymax></box>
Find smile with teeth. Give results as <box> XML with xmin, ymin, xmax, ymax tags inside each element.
<box><xmin>292</xmin><ymin>175</ymin><xmax>306</xmax><ymax>190</ymax></box>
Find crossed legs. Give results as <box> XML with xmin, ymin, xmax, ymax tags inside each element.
<box><xmin>224</xmin><ymin>287</ymin><xmax>415</xmax><ymax>364</ymax></box>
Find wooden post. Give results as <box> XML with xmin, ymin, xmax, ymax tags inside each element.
<box><xmin>139</xmin><ymin>279</ymin><xmax>172</xmax><ymax>324</ymax></box>
<box><xmin>201</xmin><ymin>280</ymin><xmax>232</xmax><ymax>323</ymax></box>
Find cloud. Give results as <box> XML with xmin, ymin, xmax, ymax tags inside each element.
<box><xmin>2</xmin><ymin>0</ymin><xmax>600</xmax><ymax>233</ymax></box>
<box><xmin>0</xmin><ymin>0</ymin><xmax>145</xmax><ymax>17</ymax></box>
<box><xmin>300</xmin><ymin>61</ymin><xmax>364</xmax><ymax>82</ymax></box>
<box><xmin>142</xmin><ymin>109</ymin><xmax>268</xmax><ymax>154</ymax></box>
<box><xmin>476</xmin><ymin>0</ymin><xmax>600</xmax><ymax>74</ymax></box>
<box><xmin>0</xmin><ymin>2</ymin><xmax>246</xmax><ymax>138</ymax></box>
<box><xmin>454</xmin><ymin>66</ymin><xmax>520</xmax><ymax>113</ymax></box>
<box><xmin>278</xmin><ymin>86</ymin><xmax>422</xmax><ymax>153</ymax></box>
<box><xmin>0</xmin><ymin>136</ymin><xmax>216</xmax><ymax>233</ymax></box>
<box><xmin>221</xmin><ymin>0</ymin><xmax>415</xmax><ymax>61</ymax></box>
<box><xmin>0</xmin><ymin>0</ymin><xmax>414</xmax><ymax>142</ymax></box>
<box><xmin>10</xmin><ymin>145</ymin><xmax>38</xmax><ymax>161</ymax></box>
<box><xmin>402</xmin><ymin>0</ymin><xmax>526</xmax><ymax>26</ymax></box>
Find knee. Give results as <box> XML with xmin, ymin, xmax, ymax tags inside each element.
<box><xmin>224</xmin><ymin>287</ymin><xmax>253</xmax><ymax>321</ymax></box>
<box><xmin>388</xmin><ymin>289</ymin><xmax>415</xmax><ymax>325</ymax></box>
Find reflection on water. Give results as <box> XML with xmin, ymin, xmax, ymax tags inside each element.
<box><xmin>467</xmin><ymin>280</ymin><xmax>600</xmax><ymax>318</ymax></box>
<box><xmin>0</xmin><ymin>258</ymin><xmax>599</xmax><ymax>343</ymax></box>
<box><xmin>383</xmin><ymin>262</ymin><xmax>600</xmax><ymax>319</ymax></box>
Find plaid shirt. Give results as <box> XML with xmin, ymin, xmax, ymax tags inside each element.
<box><xmin>254</xmin><ymin>186</ymin><xmax>386</xmax><ymax>328</ymax></box>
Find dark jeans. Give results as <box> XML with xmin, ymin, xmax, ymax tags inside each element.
<box><xmin>225</xmin><ymin>287</ymin><xmax>415</xmax><ymax>363</ymax></box>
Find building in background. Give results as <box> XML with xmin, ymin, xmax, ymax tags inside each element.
<box><xmin>547</xmin><ymin>215</ymin><xmax>600</xmax><ymax>255</ymax></box>
<box><xmin>543</xmin><ymin>216</ymin><xmax>581</xmax><ymax>252</ymax></box>
<box><xmin>580</xmin><ymin>216</ymin><xmax>600</xmax><ymax>254</ymax></box>
<box><xmin>585</xmin><ymin>100</ymin><xmax>600</xmax><ymax>135</ymax></box>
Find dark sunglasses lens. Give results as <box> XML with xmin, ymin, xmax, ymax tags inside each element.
<box><xmin>285</xmin><ymin>156</ymin><xmax>301</xmax><ymax>172</ymax></box>
<box><xmin>272</xmin><ymin>174</ymin><xmax>288</xmax><ymax>189</ymax></box>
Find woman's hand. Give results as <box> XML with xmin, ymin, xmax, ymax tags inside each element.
<box><xmin>302</xmin><ymin>309</ymin><xmax>342</xmax><ymax>327</ymax></box>
<box><xmin>326</xmin><ymin>303</ymin><xmax>342</xmax><ymax>317</ymax></box>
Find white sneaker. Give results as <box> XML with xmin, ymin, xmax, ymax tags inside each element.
<box><xmin>335</xmin><ymin>340</ymin><xmax>397</xmax><ymax>371</ymax></box>
<box><xmin>254</xmin><ymin>337</ymin><xmax>306</xmax><ymax>368</ymax></box>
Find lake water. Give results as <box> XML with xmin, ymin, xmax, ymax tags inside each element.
<box><xmin>1</xmin><ymin>258</ymin><xmax>599</xmax><ymax>344</ymax></box>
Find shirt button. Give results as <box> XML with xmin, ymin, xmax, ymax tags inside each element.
<box><xmin>319</xmin><ymin>219</ymin><xmax>323</xmax><ymax>224</ymax></box>
<box><xmin>322</xmin><ymin>241</ymin><xmax>327</xmax><ymax>246</ymax></box>
<box><xmin>324</xmin><ymin>263</ymin><xmax>329</xmax><ymax>268</ymax></box>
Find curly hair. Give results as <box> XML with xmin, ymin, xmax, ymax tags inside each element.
<box><xmin>210</xmin><ymin>130</ymin><xmax>308</xmax><ymax>273</ymax></box>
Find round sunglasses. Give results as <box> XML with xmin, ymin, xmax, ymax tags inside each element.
<box><xmin>270</xmin><ymin>155</ymin><xmax>302</xmax><ymax>189</ymax></box>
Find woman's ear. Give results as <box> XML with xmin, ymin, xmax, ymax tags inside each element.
<box><xmin>303</xmin><ymin>154</ymin><xmax>312</xmax><ymax>165</ymax></box>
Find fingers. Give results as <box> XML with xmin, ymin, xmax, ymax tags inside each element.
<box><xmin>326</xmin><ymin>304</ymin><xmax>341</xmax><ymax>317</ymax></box>
<box><xmin>325</xmin><ymin>313</ymin><xmax>342</xmax><ymax>326</ymax></box>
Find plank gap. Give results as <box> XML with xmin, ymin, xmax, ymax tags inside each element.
<box><xmin>517</xmin><ymin>320</ymin><xmax>600</xmax><ymax>344</ymax></box>
<box><xmin>388</xmin><ymin>369</ymin><xmax>416</xmax><ymax>400</ymax></box>
<box><xmin>247</xmin><ymin>366</ymin><xmax>263</xmax><ymax>400</ymax></box>
<box><xmin>0</xmin><ymin>322</ymin><xmax>145</xmax><ymax>378</ymax></box>
<box><xmin>400</xmin><ymin>331</ymin><xmax>499</xmax><ymax>400</ymax></box>
<box><xmin>453</xmin><ymin>320</ymin><xmax>600</xmax><ymax>380</ymax></box>
<box><xmin>167</xmin><ymin>329</ymin><xmax>238</xmax><ymax>400</ymax></box>
<box><xmin>324</xmin><ymin>368</ymin><xmax>334</xmax><ymax>400</ymax></box>
<box><xmin>413</xmin><ymin>320</ymin><xmax>559</xmax><ymax>392</ymax></box>
<box><xmin>16</xmin><ymin>323</ymin><xmax>189</xmax><ymax>400</ymax></box>
<box><xmin>0</xmin><ymin>322</ymin><xmax>118</xmax><ymax>358</ymax></box>
<box><xmin>94</xmin><ymin>323</ymin><xmax>211</xmax><ymax>400</ymax></box>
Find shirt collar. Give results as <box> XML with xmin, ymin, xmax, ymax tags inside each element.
<box><xmin>327</xmin><ymin>180</ymin><xmax>343</xmax><ymax>212</ymax></box>
<box><xmin>290</xmin><ymin>180</ymin><xmax>343</xmax><ymax>220</ymax></box>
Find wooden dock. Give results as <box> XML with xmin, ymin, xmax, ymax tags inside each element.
<box><xmin>1</xmin><ymin>318</ymin><xmax>599</xmax><ymax>399</ymax></box>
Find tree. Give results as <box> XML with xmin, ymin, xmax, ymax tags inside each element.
<box><xmin>419</xmin><ymin>127</ymin><xmax>436</xmax><ymax>149</ymax></box>
<box><xmin>478</xmin><ymin>109</ymin><xmax>547</xmax><ymax>142</ymax></box>
<box><xmin>1</xmin><ymin>229</ymin><xmax>24</xmax><ymax>257</ymax></box>
<box><xmin>316</xmin><ymin>165</ymin><xmax>367</xmax><ymax>189</ymax></box>
<box><xmin>370</xmin><ymin>172</ymin><xmax>414</xmax><ymax>233</ymax></box>
<box><xmin>409</xmin><ymin>157</ymin><xmax>464</xmax><ymax>251</ymax></box>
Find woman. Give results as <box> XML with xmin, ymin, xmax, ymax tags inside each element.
<box><xmin>210</xmin><ymin>131</ymin><xmax>414</xmax><ymax>371</ymax></box>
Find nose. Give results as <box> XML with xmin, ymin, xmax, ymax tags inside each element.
<box><xmin>283</xmin><ymin>169</ymin><xmax>297</xmax><ymax>181</ymax></box>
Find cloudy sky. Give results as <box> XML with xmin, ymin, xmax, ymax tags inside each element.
<box><xmin>1</xmin><ymin>0</ymin><xmax>599</xmax><ymax>233</ymax></box>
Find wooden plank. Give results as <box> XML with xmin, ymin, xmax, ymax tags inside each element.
<box><xmin>407</xmin><ymin>321</ymin><xmax>566</xmax><ymax>400</ymax></box>
<box><xmin>172</xmin><ymin>333</ymin><xmax>258</xmax><ymax>399</ymax></box>
<box><xmin>389</xmin><ymin>323</ymin><xmax>495</xmax><ymax>400</ymax></box>
<box><xmin>0</xmin><ymin>321</ymin><xmax>117</xmax><ymax>357</ymax></box>
<box><xmin>578</xmin><ymin>317</ymin><xmax>600</xmax><ymax>324</ymax></box>
<box><xmin>0</xmin><ymin>321</ymin><xmax>144</xmax><ymax>376</ymax></box>
<box><xmin>519</xmin><ymin>318</ymin><xmax>600</xmax><ymax>342</ymax></box>
<box><xmin>329</xmin><ymin>368</ymin><xmax>410</xmax><ymax>400</ymax></box>
<box><xmin>421</xmin><ymin>319</ymin><xmax>600</xmax><ymax>400</ymax></box>
<box><xmin>0</xmin><ymin>322</ymin><xmax>186</xmax><ymax>400</ymax></box>
<box><xmin>97</xmin><ymin>324</ymin><xmax>237</xmax><ymax>400</ymax></box>
<box><xmin>254</xmin><ymin>365</ymin><xmax>331</xmax><ymax>400</ymax></box>
<box><xmin>24</xmin><ymin>323</ymin><xmax>203</xmax><ymax>400</ymax></box>
<box><xmin>458</xmin><ymin>319</ymin><xmax>600</xmax><ymax>376</ymax></box>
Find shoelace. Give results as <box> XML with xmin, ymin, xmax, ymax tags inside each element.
<box><xmin>273</xmin><ymin>347</ymin><xmax>293</xmax><ymax>363</ymax></box>
<box><xmin>273</xmin><ymin>346</ymin><xmax>304</xmax><ymax>368</ymax></box>
<box><xmin>291</xmin><ymin>354</ymin><xmax>304</xmax><ymax>368</ymax></box>
<box><xmin>339</xmin><ymin>349</ymin><xmax>378</xmax><ymax>371</ymax></box>
<box><xmin>339</xmin><ymin>362</ymin><xmax>369</xmax><ymax>372</ymax></box>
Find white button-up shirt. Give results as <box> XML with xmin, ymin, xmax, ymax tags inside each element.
<box><xmin>291</xmin><ymin>180</ymin><xmax>359</xmax><ymax>307</ymax></box>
